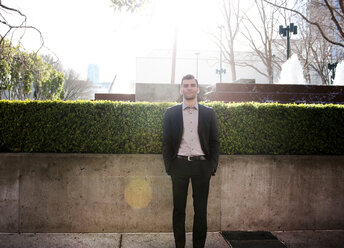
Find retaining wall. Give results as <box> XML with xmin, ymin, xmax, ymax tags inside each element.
<box><xmin>209</xmin><ymin>83</ymin><xmax>344</xmax><ymax>104</ymax></box>
<box><xmin>0</xmin><ymin>154</ymin><xmax>343</xmax><ymax>233</ymax></box>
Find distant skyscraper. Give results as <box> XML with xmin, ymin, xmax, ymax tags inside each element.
<box><xmin>87</xmin><ymin>64</ymin><xmax>99</xmax><ymax>84</ymax></box>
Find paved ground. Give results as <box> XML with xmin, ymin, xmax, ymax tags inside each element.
<box><xmin>0</xmin><ymin>232</ymin><xmax>228</xmax><ymax>248</ymax></box>
<box><xmin>272</xmin><ymin>230</ymin><xmax>344</xmax><ymax>248</ymax></box>
<box><xmin>0</xmin><ymin>230</ymin><xmax>343</xmax><ymax>248</ymax></box>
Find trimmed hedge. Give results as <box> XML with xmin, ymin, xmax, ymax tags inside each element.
<box><xmin>0</xmin><ymin>100</ymin><xmax>343</xmax><ymax>155</ymax></box>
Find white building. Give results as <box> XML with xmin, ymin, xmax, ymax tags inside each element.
<box><xmin>136</xmin><ymin>49</ymin><xmax>275</xmax><ymax>85</ymax></box>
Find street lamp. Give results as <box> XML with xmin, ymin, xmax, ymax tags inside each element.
<box><xmin>195</xmin><ymin>52</ymin><xmax>200</xmax><ymax>79</ymax></box>
<box><xmin>272</xmin><ymin>54</ymin><xmax>276</xmax><ymax>83</ymax></box>
<box><xmin>216</xmin><ymin>25</ymin><xmax>226</xmax><ymax>83</ymax></box>
<box><xmin>279</xmin><ymin>23</ymin><xmax>298</xmax><ymax>60</ymax></box>
<box><xmin>328</xmin><ymin>62</ymin><xmax>338</xmax><ymax>84</ymax></box>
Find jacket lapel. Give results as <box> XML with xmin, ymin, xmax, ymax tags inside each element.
<box><xmin>198</xmin><ymin>104</ymin><xmax>203</xmax><ymax>136</ymax></box>
<box><xmin>177</xmin><ymin>104</ymin><xmax>183</xmax><ymax>139</ymax></box>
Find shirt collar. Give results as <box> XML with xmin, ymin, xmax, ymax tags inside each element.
<box><xmin>182</xmin><ymin>102</ymin><xmax>198</xmax><ymax>110</ymax></box>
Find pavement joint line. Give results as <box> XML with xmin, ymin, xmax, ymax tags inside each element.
<box><xmin>220</xmin><ymin>232</ymin><xmax>233</xmax><ymax>248</ymax></box>
<box><xmin>119</xmin><ymin>233</ymin><xmax>123</xmax><ymax>248</ymax></box>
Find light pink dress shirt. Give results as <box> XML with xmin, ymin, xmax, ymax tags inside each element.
<box><xmin>177</xmin><ymin>102</ymin><xmax>205</xmax><ymax>156</ymax></box>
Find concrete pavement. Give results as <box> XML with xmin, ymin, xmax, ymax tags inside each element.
<box><xmin>0</xmin><ymin>232</ymin><xmax>228</xmax><ymax>248</ymax></box>
<box><xmin>272</xmin><ymin>230</ymin><xmax>344</xmax><ymax>248</ymax></box>
<box><xmin>0</xmin><ymin>230</ymin><xmax>343</xmax><ymax>248</ymax></box>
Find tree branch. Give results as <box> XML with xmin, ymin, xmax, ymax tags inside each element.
<box><xmin>0</xmin><ymin>1</ymin><xmax>26</xmax><ymax>18</ymax></box>
<box><xmin>0</xmin><ymin>2</ymin><xmax>44</xmax><ymax>53</ymax></box>
<box><xmin>340</xmin><ymin>0</ymin><xmax>344</xmax><ymax>14</ymax></box>
<box><xmin>323</xmin><ymin>0</ymin><xmax>344</xmax><ymax>38</ymax></box>
<box><xmin>262</xmin><ymin>0</ymin><xmax>344</xmax><ymax>48</ymax></box>
<box><xmin>236</xmin><ymin>60</ymin><xmax>269</xmax><ymax>78</ymax></box>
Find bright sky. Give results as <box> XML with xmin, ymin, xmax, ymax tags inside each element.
<box><xmin>2</xmin><ymin>0</ymin><xmax>226</xmax><ymax>91</ymax></box>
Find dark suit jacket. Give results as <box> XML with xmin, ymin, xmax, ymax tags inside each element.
<box><xmin>162</xmin><ymin>103</ymin><xmax>220</xmax><ymax>175</ymax></box>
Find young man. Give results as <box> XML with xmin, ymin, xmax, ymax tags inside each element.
<box><xmin>163</xmin><ymin>74</ymin><xmax>219</xmax><ymax>248</ymax></box>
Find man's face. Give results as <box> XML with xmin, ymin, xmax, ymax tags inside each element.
<box><xmin>180</xmin><ymin>79</ymin><xmax>199</xmax><ymax>100</ymax></box>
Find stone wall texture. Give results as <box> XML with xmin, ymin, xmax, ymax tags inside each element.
<box><xmin>0</xmin><ymin>154</ymin><xmax>343</xmax><ymax>233</ymax></box>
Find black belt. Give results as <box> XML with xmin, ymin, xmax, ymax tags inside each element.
<box><xmin>177</xmin><ymin>155</ymin><xmax>207</xmax><ymax>161</ymax></box>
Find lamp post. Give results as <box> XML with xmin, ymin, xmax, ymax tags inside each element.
<box><xmin>279</xmin><ymin>23</ymin><xmax>298</xmax><ymax>60</ymax></box>
<box><xmin>195</xmin><ymin>52</ymin><xmax>200</xmax><ymax>79</ymax></box>
<box><xmin>328</xmin><ymin>62</ymin><xmax>338</xmax><ymax>84</ymax></box>
<box><xmin>171</xmin><ymin>27</ymin><xmax>178</xmax><ymax>84</ymax></box>
<box><xmin>216</xmin><ymin>25</ymin><xmax>226</xmax><ymax>83</ymax></box>
<box><xmin>272</xmin><ymin>54</ymin><xmax>275</xmax><ymax>83</ymax></box>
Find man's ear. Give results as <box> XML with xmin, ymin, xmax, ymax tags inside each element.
<box><xmin>179</xmin><ymin>87</ymin><xmax>183</xmax><ymax>95</ymax></box>
<box><xmin>197</xmin><ymin>87</ymin><xmax>200</xmax><ymax>94</ymax></box>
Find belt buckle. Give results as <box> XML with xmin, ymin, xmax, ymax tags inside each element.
<box><xmin>188</xmin><ymin>156</ymin><xmax>191</xmax><ymax>161</ymax></box>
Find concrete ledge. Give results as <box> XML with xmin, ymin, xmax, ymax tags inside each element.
<box><xmin>135</xmin><ymin>83</ymin><xmax>211</xmax><ymax>102</ymax></box>
<box><xmin>0</xmin><ymin>154</ymin><xmax>343</xmax><ymax>233</ymax></box>
<box><xmin>210</xmin><ymin>83</ymin><xmax>344</xmax><ymax>103</ymax></box>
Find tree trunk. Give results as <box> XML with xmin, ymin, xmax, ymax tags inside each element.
<box><xmin>229</xmin><ymin>51</ymin><xmax>236</xmax><ymax>81</ymax></box>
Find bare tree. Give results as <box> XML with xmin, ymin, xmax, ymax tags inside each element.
<box><xmin>294</xmin><ymin>18</ymin><xmax>315</xmax><ymax>84</ymax></box>
<box><xmin>40</xmin><ymin>54</ymin><xmax>64</xmax><ymax>72</ymax></box>
<box><xmin>288</xmin><ymin>0</ymin><xmax>344</xmax><ymax>85</ymax></box>
<box><xmin>295</xmin><ymin>18</ymin><xmax>331</xmax><ymax>85</ymax></box>
<box><xmin>63</xmin><ymin>69</ymin><xmax>94</xmax><ymax>100</ymax></box>
<box><xmin>41</xmin><ymin>55</ymin><xmax>94</xmax><ymax>100</ymax></box>
<box><xmin>310</xmin><ymin>38</ymin><xmax>332</xmax><ymax>84</ymax></box>
<box><xmin>237</xmin><ymin>0</ymin><xmax>285</xmax><ymax>84</ymax></box>
<box><xmin>110</xmin><ymin>0</ymin><xmax>146</xmax><ymax>12</ymax></box>
<box><xmin>212</xmin><ymin>0</ymin><xmax>243</xmax><ymax>82</ymax></box>
<box><xmin>263</xmin><ymin>0</ymin><xmax>344</xmax><ymax>48</ymax></box>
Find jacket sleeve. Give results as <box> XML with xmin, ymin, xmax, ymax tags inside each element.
<box><xmin>162</xmin><ymin>109</ymin><xmax>173</xmax><ymax>175</ymax></box>
<box><xmin>209</xmin><ymin>109</ymin><xmax>220</xmax><ymax>175</ymax></box>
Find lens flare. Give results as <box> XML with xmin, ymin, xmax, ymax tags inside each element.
<box><xmin>124</xmin><ymin>178</ymin><xmax>152</xmax><ymax>209</ymax></box>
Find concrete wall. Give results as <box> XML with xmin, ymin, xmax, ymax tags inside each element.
<box><xmin>135</xmin><ymin>83</ymin><xmax>211</xmax><ymax>102</ymax></box>
<box><xmin>135</xmin><ymin>83</ymin><xmax>181</xmax><ymax>102</ymax></box>
<box><xmin>94</xmin><ymin>93</ymin><xmax>135</xmax><ymax>102</ymax></box>
<box><xmin>210</xmin><ymin>83</ymin><xmax>344</xmax><ymax>104</ymax></box>
<box><xmin>0</xmin><ymin>154</ymin><xmax>343</xmax><ymax>233</ymax></box>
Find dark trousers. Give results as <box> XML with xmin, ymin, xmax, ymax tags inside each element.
<box><xmin>170</xmin><ymin>158</ymin><xmax>212</xmax><ymax>248</ymax></box>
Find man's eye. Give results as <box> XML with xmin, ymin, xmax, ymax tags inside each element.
<box><xmin>183</xmin><ymin>84</ymin><xmax>196</xmax><ymax>88</ymax></box>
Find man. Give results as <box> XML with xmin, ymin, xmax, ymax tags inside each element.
<box><xmin>163</xmin><ymin>74</ymin><xmax>219</xmax><ymax>248</ymax></box>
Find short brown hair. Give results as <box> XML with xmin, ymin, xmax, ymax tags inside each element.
<box><xmin>181</xmin><ymin>74</ymin><xmax>198</xmax><ymax>86</ymax></box>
